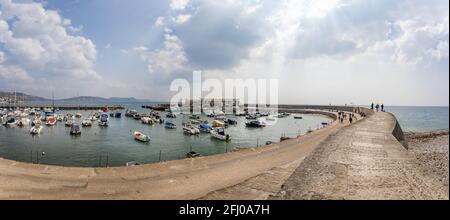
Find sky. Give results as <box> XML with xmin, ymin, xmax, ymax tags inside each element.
<box><xmin>0</xmin><ymin>0</ymin><xmax>448</xmax><ymax>106</ymax></box>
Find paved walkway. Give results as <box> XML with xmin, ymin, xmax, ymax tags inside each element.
<box><xmin>272</xmin><ymin>112</ymin><xmax>448</xmax><ymax>200</ymax></box>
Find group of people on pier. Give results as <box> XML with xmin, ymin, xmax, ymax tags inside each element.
<box><xmin>338</xmin><ymin>111</ymin><xmax>355</xmax><ymax>124</ymax></box>
<box><xmin>371</xmin><ymin>103</ymin><xmax>384</xmax><ymax>112</ymax></box>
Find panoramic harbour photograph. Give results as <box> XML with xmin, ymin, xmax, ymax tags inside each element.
<box><xmin>0</xmin><ymin>0</ymin><xmax>448</xmax><ymax>212</ymax></box>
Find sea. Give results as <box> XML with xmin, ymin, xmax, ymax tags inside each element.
<box><xmin>385</xmin><ymin>106</ymin><xmax>449</xmax><ymax>132</ymax></box>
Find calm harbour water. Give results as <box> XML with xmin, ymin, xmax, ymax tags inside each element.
<box><xmin>0</xmin><ymin>102</ymin><xmax>332</xmax><ymax>167</ymax></box>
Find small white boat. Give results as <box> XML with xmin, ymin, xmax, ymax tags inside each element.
<box><xmin>82</xmin><ymin>119</ymin><xmax>92</xmax><ymax>127</ymax></box>
<box><xmin>65</xmin><ymin>119</ymin><xmax>74</xmax><ymax>127</ymax></box>
<box><xmin>57</xmin><ymin>114</ymin><xmax>64</xmax><ymax>121</ymax></box>
<box><xmin>141</xmin><ymin>117</ymin><xmax>154</xmax><ymax>125</ymax></box>
<box><xmin>75</xmin><ymin>113</ymin><xmax>82</xmax><ymax>118</ymax></box>
<box><xmin>210</xmin><ymin>128</ymin><xmax>231</xmax><ymax>141</ymax></box>
<box><xmin>30</xmin><ymin>125</ymin><xmax>42</xmax><ymax>135</ymax></box>
<box><xmin>134</xmin><ymin>131</ymin><xmax>150</xmax><ymax>142</ymax></box>
<box><xmin>266</xmin><ymin>115</ymin><xmax>276</xmax><ymax>121</ymax></box>
<box><xmin>183</xmin><ymin>124</ymin><xmax>200</xmax><ymax>135</ymax></box>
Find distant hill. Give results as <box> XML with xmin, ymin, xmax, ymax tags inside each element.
<box><xmin>0</xmin><ymin>91</ymin><xmax>48</xmax><ymax>101</ymax></box>
<box><xmin>0</xmin><ymin>92</ymin><xmax>150</xmax><ymax>103</ymax></box>
<box><xmin>60</xmin><ymin>96</ymin><xmax>144</xmax><ymax>102</ymax></box>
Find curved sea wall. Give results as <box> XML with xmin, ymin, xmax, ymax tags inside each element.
<box><xmin>388</xmin><ymin>112</ymin><xmax>408</xmax><ymax>149</ymax></box>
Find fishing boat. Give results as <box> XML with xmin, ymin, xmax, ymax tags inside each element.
<box><xmin>46</xmin><ymin>116</ymin><xmax>57</xmax><ymax>126</ymax></box>
<box><xmin>189</xmin><ymin>115</ymin><xmax>200</xmax><ymax>119</ymax></box>
<box><xmin>212</xmin><ymin>120</ymin><xmax>225</xmax><ymax>128</ymax></box>
<box><xmin>98</xmin><ymin>112</ymin><xmax>109</xmax><ymax>126</ymax></box>
<box><xmin>226</xmin><ymin>118</ymin><xmax>238</xmax><ymax>125</ymax></box>
<box><xmin>133</xmin><ymin>131</ymin><xmax>150</xmax><ymax>142</ymax></box>
<box><xmin>114</xmin><ymin>112</ymin><xmax>122</xmax><ymax>118</ymax></box>
<box><xmin>126</xmin><ymin>161</ymin><xmax>141</xmax><ymax>167</ymax></box>
<box><xmin>65</xmin><ymin>119</ymin><xmax>73</xmax><ymax>127</ymax></box>
<box><xmin>166</xmin><ymin>112</ymin><xmax>176</xmax><ymax>118</ymax></box>
<box><xmin>70</xmin><ymin>124</ymin><xmax>81</xmax><ymax>135</ymax></box>
<box><xmin>57</xmin><ymin>114</ymin><xmax>64</xmax><ymax>121</ymax></box>
<box><xmin>164</xmin><ymin>121</ymin><xmax>177</xmax><ymax>129</ymax></box>
<box><xmin>125</xmin><ymin>109</ymin><xmax>137</xmax><ymax>117</ymax></box>
<box><xmin>133</xmin><ymin>113</ymin><xmax>142</xmax><ymax>120</ymax></box>
<box><xmin>17</xmin><ymin>118</ymin><xmax>30</xmax><ymax>127</ymax></box>
<box><xmin>294</xmin><ymin>115</ymin><xmax>303</xmax><ymax>119</ymax></box>
<box><xmin>30</xmin><ymin>124</ymin><xmax>42</xmax><ymax>135</ymax></box>
<box><xmin>199</xmin><ymin>124</ymin><xmax>213</xmax><ymax>133</ymax></box>
<box><xmin>31</xmin><ymin>117</ymin><xmax>41</xmax><ymax>126</ymax></box>
<box><xmin>245</xmin><ymin>114</ymin><xmax>257</xmax><ymax>120</ymax></box>
<box><xmin>206</xmin><ymin>111</ymin><xmax>215</xmax><ymax>118</ymax></box>
<box><xmin>183</xmin><ymin>124</ymin><xmax>200</xmax><ymax>135</ymax></box>
<box><xmin>245</xmin><ymin>120</ymin><xmax>266</xmax><ymax>128</ymax></box>
<box><xmin>5</xmin><ymin>116</ymin><xmax>16</xmax><ymax>127</ymax></box>
<box><xmin>266</xmin><ymin>115</ymin><xmax>276</xmax><ymax>121</ymax></box>
<box><xmin>75</xmin><ymin>113</ymin><xmax>82</xmax><ymax>118</ymax></box>
<box><xmin>210</xmin><ymin>128</ymin><xmax>231</xmax><ymax>141</ymax></box>
<box><xmin>186</xmin><ymin>151</ymin><xmax>201</xmax><ymax>158</ymax></box>
<box><xmin>141</xmin><ymin>117</ymin><xmax>154</xmax><ymax>125</ymax></box>
<box><xmin>82</xmin><ymin>119</ymin><xmax>92</xmax><ymax>127</ymax></box>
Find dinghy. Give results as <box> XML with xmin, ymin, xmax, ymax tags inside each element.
<box><xmin>30</xmin><ymin>125</ymin><xmax>42</xmax><ymax>135</ymax></box>
<box><xmin>98</xmin><ymin>112</ymin><xmax>109</xmax><ymax>126</ymax></box>
<box><xmin>134</xmin><ymin>131</ymin><xmax>150</xmax><ymax>142</ymax></box>
<box><xmin>70</xmin><ymin>124</ymin><xmax>81</xmax><ymax>135</ymax></box>
<box><xmin>46</xmin><ymin>116</ymin><xmax>57</xmax><ymax>126</ymax></box>
<box><xmin>82</xmin><ymin>119</ymin><xmax>92</xmax><ymax>127</ymax></box>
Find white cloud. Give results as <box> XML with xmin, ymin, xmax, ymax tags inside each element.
<box><xmin>170</xmin><ymin>0</ymin><xmax>190</xmax><ymax>11</ymax></box>
<box><xmin>133</xmin><ymin>33</ymin><xmax>187</xmax><ymax>75</ymax></box>
<box><xmin>173</xmin><ymin>14</ymin><xmax>191</xmax><ymax>24</ymax></box>
<box><xmin>0</xmin><ymin>0</ymin><xmax>98</xmax><ymax>82</ymax></box>
<box><xmin>154</xmin><ymin>16</ymin><xmax>165</xmax><ymax>27</ymax></box>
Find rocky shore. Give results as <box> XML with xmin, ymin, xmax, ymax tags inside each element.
<box><xmin>405</xmin><ymin>130</ymin><xmax>449</xmax><ymax>197</ymax></box>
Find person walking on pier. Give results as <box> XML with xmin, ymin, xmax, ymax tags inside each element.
<box><xmin>349</xmin><ymin>115</ymin><xmax>353</xmax><ymax>124</ymax></box>
<box><xmin>371</xmin><ymin>103</ymin><xmax>374</xmax><ymax>110</ymax></box>
<box><xmin>381</xmin><ymin>104</ymin><xmax>384</xmax><ymax>112</ymax></box>
<box><xmin>375</xmin><ymin>104</ymin><xmax>380</xmax><ymax>112</ymax></box>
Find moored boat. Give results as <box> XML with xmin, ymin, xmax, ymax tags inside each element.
<box><xmin>183</xmin><ymin>124</ymin><xmax>200</xmax><ymax>135</ymax></box>
<box><xmin>210</xmin><ymin>128</ymin><xmax>231</xmax><ymax>141</ymax></box>
<box><xmin>82</xmin><ymin>119</ymin><xmax>92</xmax><ymax>127</ymax></box>
<box><xmin>30</xmin><ymin>125</ymin><xmax>42</xmax><ymax>135</ymax></box>
<box><xmin>70</xmin><ymin>124</ymin><xmax>81</xmax><ymax>135</ymax></box>
<box><xmin>98</xmin><ymin>112</ymin><xmax>109</xmax><ymax>126</ymax></box>
<box><xmin>245</xmin><ymin>120</ymin><xmax>266</xmax><ymax>128</ymax></box>
<box><xmin>133</xmin><ymin>131</ymin><xmax>150</xmax><ymax>142</ymax></box>
<box><xmin>212</xmin><ymin>120</ymin><xmax>225</xmax><ymax>128</ymax></box>
<box><xmin>46</xmin><ymin>116</ymin><xmax>57</xmax><ymax>126</ymax></box>
<box><xmin>164</xmin><ymin>121</ymin><xmax>177</xmax><ymax>129</ymax></box>
<box><xmin>199</xmin><ymin>124</ymin><xmax>213</xmax><ymax>133</ymax></box>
